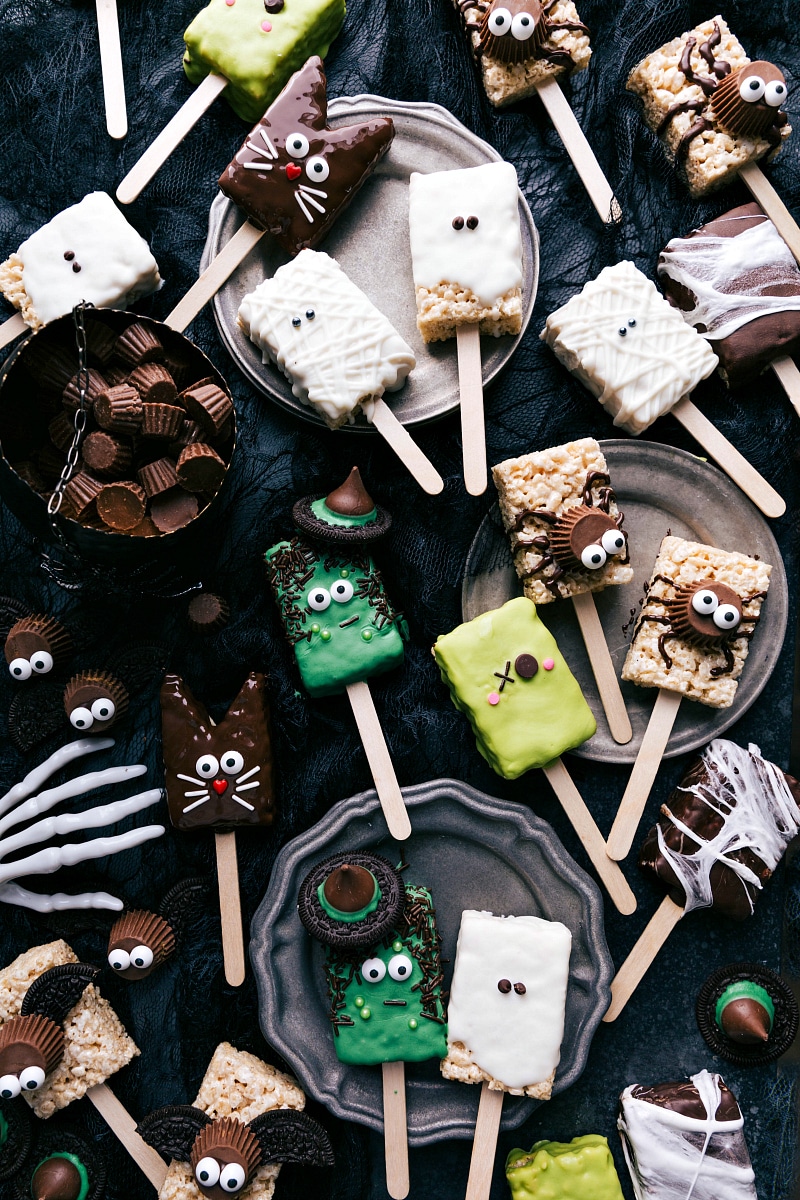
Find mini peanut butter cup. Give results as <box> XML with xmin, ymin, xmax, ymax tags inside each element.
<box><xmin>62</xmin><ymin>471</ymin><xmax>103</xmax><ymax>517</ymax></box>
<box><xmin>138</xmin><ymin>457</ymin><xmax>179</xmax><ymax>498</ymax></box>
<box><xmin>176</xmin><ymin>444</ymin><xmax>226</xmax><ymax>493</ymax></box>
<box><xmin>191</xmin><ymin>1118</ymin><xmax>261</xmax><ymax>1190</ymax></box>
<box><xmin>81</xmin><ymin>431</ymin><xmax>132</xmax><ymax>480</ymax></box>
<box><xmin>96</xmin><ymin>481</ymin><xmax>146</xmax><ymax>531</ymax></box>
<box><xmin>10</xmin><ymin>460</ymin><xmax>47</xmax><ymax>493</ymax></box>
<box><xmin>0</xmin><ymin>1012</ymin><xmax>64</xmax><ymax>1078</ymax></box>
<box><xmin>5</xmin><ymin>614</ymin><xmax>71</xmax><ymax>676</ymax></box>
<box><xmin>107</xmin><ymin>909</ymin><xmax>176</xmax><ymax>979</ymax></box>
<box><xmin>47</xmin><ymin>412</ymin><xmax>76</xmax><ymax>454</ymax></box>
<box><xmin>150</xmin><ymin>488</ymin><xmax>199</xmax><ymax>533</ymax></box>
<box><xmin>169</xmin><ymin>419</ymin><xmax>204</xmax><ymax>455</ymax></box>
<box><xmin>64</xmin><ymin>671</ymin><xmax>128</xmax><ymax>733</ymax></box>
<box><xmin>103</xmin><ymin>365</ymin><xmax>129</xmax><ymax>388</ymax></box>
<box><xmin>293</xmin><ymin>467</ymin><xmax>391</xmax><ymax>545</ymax></box>
<box><xmin>94</xmin><ymin>385</ymin><xmax>143</xmax><ymax>434</ymax></box>
<box><xmin>36</xmin><ymin>444</ymin><xmax>67</xmax><ymax>483</ymax></box>
<box><xmin>128</xmin><ymin>363</ymin><xmax>177</xmax><ymax>405</ymax></box>
<box><xmin>298</xmin><ymin>850</ymin><xmax>405</xmax><ymax>950</ymax></box>
<box><xmin>84</xmin><ymin>320</ymin><xmax>118</xmax><ymax>366</ymax></box>
<box><xmin>696</xmin><ymin>962</ymin><xmax>799</xmax><ymax>1066</ymax></box>
<box><xmin>180</xmin><ymin>381</ymin><xmax>233</xmax><ymax>436</ymax></box>
<box><xmin>140</xmin><ymin>403</ymin><xmax>184</xmax><ymax>440</ymax></box>
<box><xmin>128</xmin><ymin>516</ymin><xmax>160</xmax><ymax>538</ymax></box>
<box><xmin>187</xmin><ymin>592</ymin><xmax>230</xmax><ymax>634</ymax></box>
<box><xmin>23</xmin><ymin>342</ymin><xmax>76</xmax><ymax>395</ymax></box>
<box><xmin>62</xmin><ymin>368</ymin><xmax>108</xmax><ymax>414</ymax></box>
<box><xmin>114</xmin><ymin>322</ymin><xmax>163</xmax><ymax>366</ymax></box>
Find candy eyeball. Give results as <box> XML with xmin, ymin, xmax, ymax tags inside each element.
<box><xmin>601</xmin><ymin>529</ymin><xmax>626</xmax><ymax>556</ymax></box>
<box><xmin>330</xmin><ymin>579</ymin><xmax>354</xmax><ymax>604</ymax></box>
<box><xmin>308</xmin><ymin>587</ymin><xmax>331</xmax><ymax>612</ymax></box>
<box><xmin>305</xmin><ymin>156</ymin><xmax>329</xmax><ymax>182</ymax></box>
<box><xmin>691</xmin><ymin>589</ymin><xmax>719</xmax><ymax>615</ymax></box>
<box><xmin>713</xmin><ymin>603</ymin><xmax>741</xmax><ymax>631</ymax></box>
<box><xmin>8</xmin><ymin>658</ymin><xmax>32</xmax><ymax>680</ymax></box>
<box><xmin>0</xmin><ymin>1075</ymin><xmax>21</xmax><ymax>1099</ymax></box>
<box><xmin>91</xmin><ymin>696</ymin><xmax>116</xmax><ymax>722</ymax></box>
<box><xmin>511</xmin><ymin>10</ymin><xmax>535</xmax><ymax>39</ymax></box>
<box><xmin>220</xmin><ymin>1163</ymin><xmax>247</xmax><ymax>1194</ymax></box>
<box><xmin>740</xmin><ymin>74</ymin><xmax>766</xmax><ymax>103</ymax></box>
<box><xmin>69</xmin><ymin>706</ymin><xmax>94</xmax><ymax>730</ymax></box>
<box><xmin>196</xmin><ymin>753</ymin><xmax>220</xmax><ymax>778</ymax></box>
<box><xmin>580</xmin><ymin>544</ymin><xmax>607</xmax><ymax>570</ymax></box>
<box><xmin>108</xmin><ymin>948</ymin><xmax>131</xmax><ymax>972</ymax></box>
<box><xmin>285</xmin><ymin>131</ymin><xmax>309</xmax><ymax>158</ymax></box>
<box><xmin>388</xmin><ymin>954</ymin><xmax>413</xmax><ymax>982</ymax></box>
<box><xmin>19</xmin><ymin>1065</ymin><xmax>45</xmax><ymax>1092</ymax></box>
<box><xmin>361</xmin><ymin>957</ymin><xmax>386</xmax><ymax>984</ymax></box>
<box><xmin>195</xmin><ymin>1158</ymin><xmax>221</xmax><ymax>1188</ymax></box>
<box><xmin>30</xmin><ymin>651</ymin><xmax>54</xmax><ymax>675</ymax></box>
<box><xmin>487</xmin><ymin>7</ymin><xmax>512</xmax><ymax>35</ymax></box>
<box><xmin>765</xmin><ymin>79</ymin><xmax>787</xmax><ymax>107</ymax></box>
<box><xmin>220</xmin><ymin>750</ymin><xmax>245</xmax><ymax>775</ymax></box>
<box><xmin>130</xmin><ymin>944</ymin><xmax>154</xmax><ymax>970</ymax></box>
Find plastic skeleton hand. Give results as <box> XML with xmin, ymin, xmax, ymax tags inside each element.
<box><xmin>0</xmin><ymin>737</ymin><xmax>165</xmax><ymax>912</ymax></box>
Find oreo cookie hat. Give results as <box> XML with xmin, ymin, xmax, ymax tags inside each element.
<box><xmin>291</xmin><ymin>467</ymin><xmax>391</xmax><ymax>545</ymax></box>
<box><xmin>297</xmin><ymin>851</ymin><xmax>406</xmax><ymax>951</ymax></box>
<box><xmin>696</xmin><ymin>961</ymin><xmax>799</xmax><ymax>1067</ymax></box>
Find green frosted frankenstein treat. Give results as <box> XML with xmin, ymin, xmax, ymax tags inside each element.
<box><xmin>506</xmin><ymin>1136</ymin><xmax>624</xmax><ymax>1200</ymax></box>
<box><xmin>434</xmin><ymin>596</ymin><xmax>596</xmax><ymax>777</ymax></box>
<box><xmin>265</xmin><ymin>468</ymin><xmax>407</xmax><ymax>698</ymax></box>
<box><xmin>183</xmin><ymin>0</ymin><xmax>346</xmax><ymax>124</ymax></box>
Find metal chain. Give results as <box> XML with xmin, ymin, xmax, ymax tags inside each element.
<box><xmin>46</xmin><ymin>301</ymin><xmax>92</xmax><ymax>528</ymax></box>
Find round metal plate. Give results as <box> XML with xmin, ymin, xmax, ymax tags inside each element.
<box><xmin>203</xmin><ymin>94</ymin><xmax>539</xmax><ymax>430</ymax></box>
<box><xmin>250</xmin><ymin>778</ymin><xmax>612</xmax><ymax>1144</ymax></box>
<box><xmin>462</xmin><ymin>440</ymin><xmax>788</xmax><ymax>764</ymax></box>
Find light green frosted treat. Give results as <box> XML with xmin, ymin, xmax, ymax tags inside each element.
<box><xmin>183</xmin><ymin>0</ymin><xmax>346</xmax><ymax>123</ymax></box>
<box><xmin>506</xmin><ymin>1136</ymin><xmax>624</xmax><ymax>1200</ymax></box>
<box><xmin>434</xmin><ymin>596</ymin><xmax>596</xmax><ymax>777</ymax></box>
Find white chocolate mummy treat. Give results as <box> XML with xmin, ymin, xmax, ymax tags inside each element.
<box><xmin>441</xmin><ymin>910</ymin><xmax>571</xmax><ymax>1097</ymax></box>
<box><xmin>0</xmin><ymin>193</ymin><xmax>162</xmax><ymax>331</ymax></box>
<box><xmin>541</xmin><ymin>261</ymin><xmax>718</xmax><ymax>434</ymax></box>
<box><xmin>237</xmin><ymin>249</ymin><xmax>416</xmax><ymax>429</ymax></box>
<box><xmin>408</xmin><ymin>161</ymin><xmax>524</xmax><ymax>343</ymax></box>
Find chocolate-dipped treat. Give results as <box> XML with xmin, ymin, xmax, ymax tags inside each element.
<box><xmin>297</xmin><ymin>851</ymin><xmax>406</xmax><ymax>951</ymax></box>
<box><xmin>138</xmin><ymin>1105</ymin><xmax>333</xmax><ymax>1199</ymax></box>
<box><xmin>0</xmin><ymin>1101</ymin><xmax>32</xmax><ymax>1182</ymax></box>
<box><xmin>218</xmin><ymin>56</ymin><xmax>393</xmax><ymax>258</ymax></box>
<box><xmin>696</xmin><ymin>961</ymin><xmax>799</xmax><ymax>1066</ymax></box>
<box><xmin>187</xmin><ymin>593</ymin><xmax>230</xmax><ymax>636</ymax></box>
<box><xmin>11</xmin><ymin>1126</ymin><xmax>107</xmax><ymax>1200</ymax></box>
<box><xmin>2</xmin><ymin>609</ymin><xmax>71</xmax><ymax>683</ymax></box>
<box><xmin>64</xmin><ymin>671</ymin><xmax>128</xmax><ymax>734</ymax></box>
<box><xmin>618</xmin><ymin>1070</ymin><xmax>757</xmax><ymax>1199</ymax></box>
<box><xmin>106</xmin><ymin>878</ymin><xmax>207</xmax><ymax>982</ymax></box>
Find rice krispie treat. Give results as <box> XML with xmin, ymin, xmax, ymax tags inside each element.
<box><xmin>621</xmin><ymin>535</ymin><xmax>771</xmax><ymax>708</ymax></box>
<box><xmin>454</xmin><ymin>0</ymin><xmax>591</xmax><ymax>108</ymax></box>
<box><xmin>627</xmin><ymin>16</ymin><xmax>791</xmax><ymax>198</ymax></box>
<box><xmin>0</xmin><ymin>940</ymin><xmax>138</xmax><ymax>1118</ymax></box>
<box><xmin>408</xmin><ymin>161</ymin><xmax>523</xmax><ymax>344</ymax></box>
<box><xmin>541</xmin><ymin>261</ymin><xmax>719</xmax><ymax>434</ymax></box>
<box><xmin>492</xmin><ymin>437</ymin><xmax>632</xmax><ymax>605</ymax></box>
<box><xmin>442</xmin><ymin>911</ymin><xmax>571</xmax><ymax>1098</ymax></box>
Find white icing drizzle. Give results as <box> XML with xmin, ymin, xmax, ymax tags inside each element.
<box><xmin>408</xmin><ymin>161</ymin><xmax>523</xmax><ymax>307</ymax></box>
<box><xmin>541</xmin><ymin>261</ymin><xmax>718</xmax><ymax>435</ymax></box>
<box><xmin>445</xmin><ymin>910</ymin><xmax>571</xmax><ymax>1091</ymax></box>
<box><xmin>618</xmin><ymin>1070</ymin><xmax>756</xmax><ymax>1200</ymax></box>
<box><xmin>658</xmin><ymin>216</ymin><xmax>800</xmax><ymax>341</ymax></box>
<box><xmin>655</xmin><ymin>739</ymin><xmax>800</xmax><ymax>916</ymax></box>
<box><xmin>17</xmin><ymin>192</ymin><xmax>162</xmax><ymax>326</ymax></box>
<box><xmin>237</xmin><ymin>249</ymin><xmax>416</xmax><ymax>427</ymax></box>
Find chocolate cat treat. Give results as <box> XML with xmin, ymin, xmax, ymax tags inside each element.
<box><xmin>506</xmin><ymin>1136</ymin><xmax>624</xmax><ymax>1200</ymax></box>
<box><xmin>219</xmin><ymin>56</ymin><xmax>394</xmax><ymax>257</ymax></box>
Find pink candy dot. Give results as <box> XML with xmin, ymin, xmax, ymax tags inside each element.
<box><xmin>543</xmin><ymin>659</ymin><xmax>555</xmax><ymax>671</ymax></box>
<box><xmin>225</xmin><ymin>0</ymin><xmax>235</xmax><ymax>6</ymax></box>
<box><xmin>261</xmin><ymin>19</ymin><xmax>272</xmax><ymax>30</ymax></box>
<box><xmin>487</xmin><ymin>691</ymin><xmax>500</xmax><ymax>706</ymax></box>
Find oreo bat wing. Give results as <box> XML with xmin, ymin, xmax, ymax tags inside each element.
<box><xmin>107</xmin><ymin>643</ymin><xmax>170</xmax><ymax>695</ymax></box>
<box><xmin>249</xmin><ymin>1110</ymin><xmax>335</xmax><ymax>1168</ymax></box>
<box><xmin>157</xmin><ymin>877</ymin><xmax>211</xmax><ymax>944</ymax></box>
<box><xmin>8</xmin><ymin>683</ymin><xmax>65</xmax><ymax>753</ymax></box>
<box><xmin>21</xmin><ymin>964</ymin><xmax>100</xmax><ymax>1024</ymax></box>
<box><xmin>136</xmin><ymin>1106</ymin><xmax>210</xmax><ymax>1161</ymax></box>
<box><xmin>0</xmin><ymin>597</ymin><xmax>33</xmax><ymax>642</ymax></box>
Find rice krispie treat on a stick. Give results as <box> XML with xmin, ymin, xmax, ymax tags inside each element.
<box><xmin>606</xmin><ymin>536</ymin><xmax>771</xmax><ymax>862</ymax></box>
<box><xmin>493</xmin><ymin>437</ymin><xmax>633</xmax><ymax>743</ymax></box>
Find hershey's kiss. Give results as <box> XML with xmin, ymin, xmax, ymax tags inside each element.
<box><xmin>31</xmin><ymin>1154</ymin><xmax>84</xmax><ymax>1200</ymax></box>
<box><xmin>717</xmin><ymin>981</ymin><xmax>775</xmax><ymax>1045</ymax></box>
<box><xmin>325</xmin><ymin>467</ymin><xmax>375</xmax><ymax>517</ymax></box>
<box><xmin>323</xmin><ymin>864</ymin><xmax>376</xmax><ymax>913</ymax></box>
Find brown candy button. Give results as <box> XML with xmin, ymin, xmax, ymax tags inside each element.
<box><xmin>138</xmin><ymin>457</ymin><xmax>179</xmax><ymax>499</ymax></box>
<box><xmin>128</xmin><ymin>362</ymin><xmax>178</xmax><ymax>405</ymax></box>
<box><xmin>180</xmin><ymin>381</ymin><xmax>233</xmax><ymax>436</ymax></box>
<box><xmin>514</xmin><ymin>653</ymin><xmax>538</xmax><ymax>679</ymax></box>
<box><xmin>94</xmin><ymin>384</ymin><xmax>143</xmax><ymax>434</ymax></box>
<box><xmin>140</xmin><ymin>403</ymin><xmax>184</xmax><ymax>440</ymax></box>
<box><xmin>62</xmin><ymin>367</ymin><xmax>108</xmax><ymax>414</ymax></box>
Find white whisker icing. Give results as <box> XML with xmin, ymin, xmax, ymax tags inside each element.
<box><xmin>183</xmin><ymin>789</ymin><xmax>210</xmax><ymax>798</ymax></box>
<box><xmin>232</xmin><ymin>795</ymin><xmax>255</xmax><ymax>811</ymax></box>
<box><xmin>294</xmin><ymin>191</ymin><xmax>314</xmax><ymax>224</ymax></box>
<box><xmin>182</xmin><ymin>797</ymin><xmax>209</xmax><ymax>814</ymax></box>
<box><xmin>236</xmin><ymin>765</ymin><xmax>261</xmax><ymax>784</ymax></box>
<box><xmin>234</xmin><ymin>781</ymin><xmax>259</xmax><ymax>792</ymax></box>
<box><xmin>299</xmin><ymin>191</ymin><xmax>326</xmax><ymax>215</ymax></box>
<box><xmin>244</xmin><ymin>161</ymin><xmax>272</xmax><ymax>171</ymax></box>
<box><xmin>177</xmin><ymin>773</ymin><xmax>206</xmax><ymax>787</ymax></box>
<box><xmin>298</xmin><ymin>185</ymin><xmax>328</xmax><ymax>199</ymax></box>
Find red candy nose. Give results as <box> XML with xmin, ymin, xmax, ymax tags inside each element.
<box><xmin>212</xmin><ymin>779</ymin><xmax>228</xmax><ymax>795</ymax></box>
<box><xmin>285</xmin><ymin>162</ymin><xmax>302</xmax><ymax>180</ymax></box>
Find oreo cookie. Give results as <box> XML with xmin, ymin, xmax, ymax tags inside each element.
<box><xmin>12</xmin><ymin>1127</ymin><xmax>106</xmax><ymax>1200</ymax></box>
<box><xmin>0</xmin><ymin>1101</ymin><xmax>32</xmax><ymax>1183</ymax></box>
<box><xmin>696</xmin><ymin>961</ymin><xmax>799</xmax><ymax>1067</ymax></box>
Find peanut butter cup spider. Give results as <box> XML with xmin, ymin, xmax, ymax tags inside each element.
<box><xmin>636</xmin><ymin>577</ymin><xmax>764</xmax><ymax>678</ymax></box>
<box><xmin>460</xmin><ymin>0</ymin><xmax>589</xmax><ymax>68</ymax></box>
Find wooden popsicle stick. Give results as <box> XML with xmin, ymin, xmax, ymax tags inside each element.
<box><xmin>534</xmin><ymin>77</ymin><xmax>621</xmax><ymax>225</ymax></box>
<box><xmin>346</xmin><ymin>682</ymin><xmax>411</xmax><ymax>841</ymax></box>
<box><xmin>369</xmin><ymin>399</ymin><xmax>444</xmax><ymax>495</ymax></box>
<box><xmin>606</xmin><ymin>689</ymin><xmax>682</xmax><ymax>862</ymax></box>
<box><xmin>603</xmin><ymin>895</ymin><xmax>685</xmax><ymax>1023</ymax></box>
<box><xmin>770</xmin><ymin>355</ymin><xmax>800</xmax><ymax>419</ymax></box>
<box><xmin>96</xmin><ymin>0</ymin><xmax>127</xmax><ymax>140</ymax></box>
<box><xmin>165</xmin><ymin>221</ymin><xmax>266</xmax><ymax>333</ymax></box>
<box><xmin>86</xmin><ymin>1083</ymin><xmax>168</xmax><ymax>1188</ymax></box>
<box><xmin>541</xmin><ymin>758</ymin><xmax>637</xmax><ymax>915</ymax></box>
<box><xmin>571</xmin><ymin>591</ymin><xmax>632</xmax><ymax>745</ymax></box>
<box><xmin>456</xmin><ymin>324</ymin><xmax>487</xmax><ymax>496</ymax></box>
<box><xmin>215</xmin><ymin>830</ymin><xmax>246</xmax><ymax>987</ymax></box>
<box><xmin>0</xmin><ymin>312</ymin><xmax>27</xmax><ymax>350</ymax></box>
<box><xmin>116</xmin><ymin>72</ymin><xmax>229</xmax><ymax>204</ymax></box>
<box><xmin>671</xmin><ymin>395</ymin><xmax>786</xmax><ymax>518</ymax></box>
<box><xmin>465</xmin><ymin>1084</ymin><xmax>504</xmax><ymax>1200</ymax></box>
<box><xmin>739</xmin><ymin>162</ymin><xmax>800</xmax><ymax>268</ymax></box>
<box><xmin>382</xmin><ymin>1060</ymin><xmax>409</xmax><ymax>1200</ymax></box>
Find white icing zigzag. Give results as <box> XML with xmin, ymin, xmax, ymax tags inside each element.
<box><xmin>655</xmin><ymin>739</ymin><xmax>800</xmax><ymax>915</ymax></box>
<box><xmin>541</xmin><ymin>261</ymin><xmax>718</xmax><ymax>435</ymax></box>
<box><xmin>658</xmin><ymin>216</ymin><xmax>800</xmax><ymax>342</ymax></box>
<box><xmin>618</xmin><ymin>1069</ymin><xmax>756</xmax><ymax>1200</ymax></box>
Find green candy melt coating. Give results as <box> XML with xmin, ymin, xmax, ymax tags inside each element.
<box><xmin>32</xmin><ymin>1153</ymin><xmax>91</xmax><ymax>1200</ymax></box>
<box><xmin>434</xmin><ymin>597</ymin><xmax>596</xmax><ymax>777</ymax></box>
<box><xmin>505</xmin><ymin>1136</ymin><xmax>624</xmax><ymax>1200</ymax></box>
<box><xmin>183</xmin><ymin>0</ymin><xmax>346</xmax><ymax>124</ymax></box>
<box><xmin>716</xmin><ymin>980</ymin><xmax>775</xmax><ymax>1030</ymax></box>
<box><xmin>325</xmin><ymin>884</ymin><xmax>447</xmax><ymax>1065</ymax></box>
<box><xmin>317</xmin><ymin>876</ymin><xmax>381</xmax><ymax>923</ymax></box>
<box><xmin>310</xmin><ymin>497</ymin><xmax>377</xmax><ymax>528</ymax></box>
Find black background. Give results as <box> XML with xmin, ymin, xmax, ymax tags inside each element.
<box><xmin>0</xmin><ymin>0</ymin><xmax>799</xmax><ymax>1196</ymax></box>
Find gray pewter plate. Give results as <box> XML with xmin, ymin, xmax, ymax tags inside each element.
<box><xmin>250</xmin><ymin>778</ymin><xmax>612</xmax><ymax>1144</ymax></box>
<box><xmin>462</xmin><ymin>440</ymin><xmax>788</xmax><ymax>765</ymax></box>
<box><xmin>202</xmin><ymin>94</ymin><xmax>539</xmax><ymax>429</ymax></box>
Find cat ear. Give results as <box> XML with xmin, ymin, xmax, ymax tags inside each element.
<box><xmin>216</xmin><ymin>673</ymin><xmax>271</xmax><ymax>747</ymax></box>
<box><xmin>265</xmin><ymin>54</ymin><xmax>327</xmax><ymax>131</ymax></box>
<box><xmin>159</xmin><ymin>673</ymin><xmax>212</xmax><ymax>741</ymax></box>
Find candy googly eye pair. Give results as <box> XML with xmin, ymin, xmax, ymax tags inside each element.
<box><xmin>195</xmin><ymin>750</ymin><xmax>246</xmax><ymax>778</ymax></box>
<box><xmin>69</xmin><ymin>696</ymin><xmax>116</xmax><ymax>729</ymax></box>
<box><xmin>0</xmin><ymin>1065</ymin><xmax>46</xmax><ymax>1098</ymax></box>
<box><xmin>307</xmin><ymin>579</ymin><xmax>355</xmax><ymax>611</ymax></box>
<box><xmin>284</xmin><ymin>132</ymin><xmax>330</xmax><ymax>181</ymax></box>
<box><xmin>195</xmin><ymin>1158</ymin><xmax>247</xmax><ymax>1193</ymax></box>
<box><xmin>108</xmin><ymin>944</ymin><xmax>155</xmax><ymax>973</ymax></box>
<box><xmin>487</xmin><ymin>8</ymin><xmax>536</xmax><ymax>41</ymax></box>
<box><xmin>580</xmin><ymin>529</ymin><xmax>627</xmax><ymax>570</ymax></box>
<box><xmin>361</xmin><ymin>954</ymin><xmax>413</xmax><ymax>983</ymax></box>
<box><xmin>691</xmin><ymin>589</ymin><xmax>741</xmax><ymax>630</ymax></box>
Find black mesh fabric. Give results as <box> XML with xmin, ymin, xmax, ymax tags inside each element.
<box><xmin>0</xmin><ymin>0</ymin><xmax>799</xmax><ymax>1197</ymax></box>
